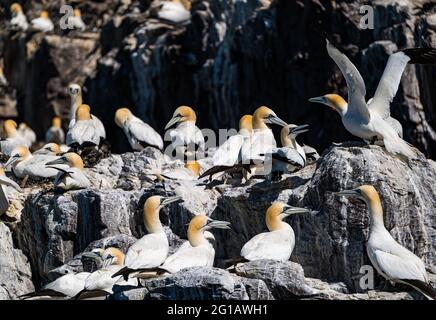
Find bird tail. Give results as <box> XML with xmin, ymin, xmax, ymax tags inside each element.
<box><xmin>111</xmin><ymin>266</ymin><xmax>134</xmax><ymax>281</ymax></box>
<box><xmin>400</xmin><ymin>279</ymin><xmax>436</xmax><ymax>300</ymax></box>
<box><xmin>72</xmin><ymin>289</ymin><xmax>109</xmax><ymax>300</ymax></box>
<box><xmin>383</xmin><ymin>135</ymin><xmax>416</xmax><ymax>160</ymax></box>
<box><xmin>19</xmin><ymin>289</ymin><xmax>66</xmax><ymax>300</ymax></box>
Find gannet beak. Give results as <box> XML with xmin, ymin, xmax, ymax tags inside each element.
<box><xmin>283</xmin><ymin>206</ymin><xmax>310</xmax><ymax>217</ymax></box>
<box><xmin>160</xmin><ymin>195</ymin><xmax>183</xmax><ymax>208</ymax></box>
<box><xmin>267</xmin><ymin>115</ymin><xmax>288</xmax><ymax>127</ymax></box>
<box><xmin>335</xmin><ymin>189</ymin><xmax>360</xmax><ymax>198</ymax></box>
<box><xmin>165</xmin><ymin>116</ymin><xmax>181</xmax><ymax>130</ymax></box>
<box><xmin>308</xmin><ymin>96</ymin><xmax>326</xmax><ymax>104</ymax></box>
<box><xmin>207</xmin><ymin>219</ymin><xmax>231</xmax><ymax>230</ymax></box>
<box><xmin>5</xmin><ymin>155</ymin><xmax>19</xmax><ymax>168</ymax></box>
<box><xmin>290</xmin><ymin>124</ymin><xmax>310</xmax><ymax>135</ymax></box>
<box><xmin>45</xmin><ymin>157</ymin><xmax>66</xmax><ymax>166</ymax></box>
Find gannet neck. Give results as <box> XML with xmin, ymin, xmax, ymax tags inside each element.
<box><xmin>114</xmin><ymin>108</ymin><xmax>132</xmax><ymax>128</ymax></box>
<box><xmin>325</xmin><ymin>94</ymin><xmax>348</xmax><ymax>116</ymax></box>
<box><xmin>4</xmin><ymin>120</ymin><xmax>18</xmax><ymax>138</ymax></box>
<box><xmin>239</xmin><ymin>115</ymin><xmax>253</xmax><ymax>135</ymax></box>
<box><xmin>143</xmin><ymin>196</ymin><xmax>164</xmax><ymax>234</ymax></box>
<box><xmin>76</xmin><ymin>104</ymin><xmax>91</xmax><ymax>121</ymax></box>
<box><xmin>265</xmin><ymin>202</ymin><xmax>289</xmax><ymax>231</ymax></box>
<box><xmin>52</xmin><ymin>117</ymin><xmax>62</xmax><ymax>128</ymax></box>
<box><xmin>103</xmin><ymin>247</ymin><xmax>125</xmax><ymax>266</ymax></box>
<box><xmin>360</xmin><ymin>185</ymin><xmax>385</xmax><ymax>228</ymax></box>
<box><xmin>187</xmin><ymin>215</ymin><xmax>209</xmax><ymax>247</ymax></box>
<box><xmin>280</xmin><ymin>127</ymin><xmax>297</xmax><ymax>149</ymax></box>
<box><xmin>253</xmin><ymin>115</ymin><xmax>269</xmax><ymax>130</ymax></box>
<box><xmin>74</xmin><ymin>9</ymin><xmax>81</xmax><ymax>17</ymax></box>
<box><xmin>184</xmin><ymin>161</ymin><xmax>200</xmax><ymax>177</ymax></box>
<box><xmin>0</xmin><ymin>168</ymin><xmax>5</xmax><ymax>176</ymax></box>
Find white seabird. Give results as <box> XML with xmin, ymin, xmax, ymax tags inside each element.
<box><xmin>336</xmin><ymin>185</ymin><xmax>436</xmax><ymax>300</ymax></box>
<box><xmin>1</xmin><ymin>120</ymin><xmax>31</xmax><ymax>155</ymax></box>
<box><xmin>111</xmin><ymin>195</ymin><xmax>183</xmax><ymax>280</ymax></box>
<box><xmin>165</xmin><ymin>106</ymin><xmax>205</xmax><ymax>160</ymax></box>
<box><xmin>68</xmin><ymin>84</ymin><xmax>83</xmax><ymax>122</ymax></box>
<box><xmin>309</xmin><ymin>40</ymin><xmax>436</xmax><ymax>158</ymax></box>
<box><xmin>33</xmin><ymin>143</ymin><xmax>61</xmax><ymax>156</ymax></box>
<box><xmin>31</xmin><ymin>11</ymin><xmax>54</xmax><ymax>33</ymax></box>
<box><xmin>45</xmin><ymin>116</ymin><xmax>65</xmax><ymax>145</ymax></box>
<box><xmin>115</xmin><ymin>107</ymin><xmax>164</xmax><ymax>151</ymax></box>
<box><xmin>18</xmin><ymin>123</ymin><xmax>36</xmax><ymax>147</ymax></box>
<box><xmin>157</xmin><ymin>0</ymin><xmax>191</xmax><ymax>24</ymax></box>
<box><xmin>10</xmin><ymin>3</ymin><xmax>28</xmax><ymax>31</ymax></box>
<box><xmin>0</xmin><ymin>166</ymin><xmax>22</xmax><ymax>216</ymax></box>
<box><xmin>70</xmin><ymin>9</ymin><xmax>86</xmax><ymax>32</ymax></box>
<box><xmin>45</xmin><ymin>153</ymin><xmax>91</xmax><ymax>191</ymax></box>
<box><xmin>240</xmin><ymin>202</ymin><xmax>309</xmax><ymax>261</ymax></box>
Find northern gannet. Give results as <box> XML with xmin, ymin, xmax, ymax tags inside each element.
<box><xmin>45</xmin><ymin>116</ymin><xmax>65</xmax><ymax>144</ymax></box>
<box><xmin>5</xmin><ymin>146</ymin><xmax>61</xmax><ymax>179</ymax></box>
<box><xmin>10</xmin><ymin>3</ymin><xmax>28</xmax><ymax>31</ymax></box>
<box><xmin>18</xmin><ymin>123</ymin><xmax>36</xmax><ymax>147</ymax></box>
<box><xmin>115</xmin><ymin>108</ymin><xmax>164</xmax><ymax>151</ymax></box>
<box><xmin>45</xmin><ymin>153</ymin><xmax>91</xmax><ymax>191</ymax></box>
<box><xmin>68</xmin><ymin>84</ymin><xmax>83</xmax><ymax>122</ymax></box>
<box><xmin>336</xmin><ymin>185</ymin><xmax>436</xmax><ymax>300</ymax></box>
<box><xmin>157</xmin><ymin>0</ymin><xmax>191</xmax><ymax>24</ymax></box>
<box><xmin>165</xmin><ymin>106</ymin><xmax>205</xmax><ymax>160</ymax></box>
<box><xmin>31</xmin><ymin>11</ymin><xmax>54</xmax><ymax>33</ymax></box>
<box><xmin>33</xmin><ymin>143</ymin><xmax>61</xmax><ymax>156</ymax></box>
<box><xmin>0</xmin><ymin>120</ymin><xmax>31</xmax><ymax>155</ymax></box>
<box><xmin>66</xmin><ymin>104</ymin><xmax>106</xmax><ymax>147</ymax></box>
<box><xmin>309</xmin><ymin>40</ymin><xmax>436</xmax><ymax>158</ymax></box>
<box><xmin>0</xmin><ymin>67</ymin><xmax>7</xmax><ymax>87</ymax></box>
<box><xmin>0</xmin><ymin>167</ymin><xmax>22</xmax><ymax>216</ymax></box>
<box><xmin>266</xmin><ymin>124</ymin><xmax>308</xmax><ymax>181</ymax></box>
<box><xmin>240</xmin><ymin>202</ymin><xmax>309</xmax><ymax>261</ymax></box>
<box><xmin>70</xmin><ymin>9</ymin><xmax>86</xmax><ymax>32</ymax></box>
<box><xmin>112</xmin><ymin>195</ymin><xmax>183</xmax><ymax>280</ymax></box>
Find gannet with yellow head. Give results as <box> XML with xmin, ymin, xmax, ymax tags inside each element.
<box><xmin>31</xmin><ymin>10</ymin><xmax>54</xmax><ymax>33</ymax></box>
<box><xmin>68</xmin><ymin>84</ymin><xmax>83</xmax><ymax>122</ymax></box>
<box><xmin>0</xmin><ymin>166</ymin><xmax>22</xmax><ymax>216</ymax></box>
<box><xmin>0</xmin><ymin>120</ymin><xmax>31</xmax><ymax>155</ymax></box>
<box><xmin>165</xmin><ymin>106</ymin><xmax>205</xmax><ymax>160</ymax></box>
<box><xmin>45</xmin><ymin>152</ymin><xmax>91</xmax><ymax>190</ymax></box>
<box><xmin>336</xmin><ymin>185</ymin><xmax>436</xmax><ymax>300</ymax></box>
<box><xmin>18</xmin><ymin>122</ymin><xmax>36</xmax><ymax>147</ymax></box>
<box><xmin>241</xmin><ymin>202</ymin><xmax>309</xmax><ymax>261</ymax></box>
<box><xmin>33</xmin><ymin>143</ymin><xmax>62</xmax><ymax>156</ymax></box>
<box><xmin>115</xmin><ymin>107</ymin><xmax>164</xmax><ymax>151</ymax></box>
<box><xmin>5</xmin><ymin>146</ymin><xmax>63</xmax><ymax>179</ymax></box>
<box><xmin>10</xmin><ymin>3</ymin><xmax>29</xmax><ymax>31</ymax></box>
<box><xmin>111</xmin><ymin>195</ymin><xmax>183</xmax><ymax>280</ymax></box>
<box><xmin>0</xmin><ymin>66</ymin><xmax>7</xmax><ymax>87</ymax></box>
<box><xmin>66</xmin><ymin>104</ymin><xmax>106</xmax><ymax>147</ymax></box>
<box><xmin>45</xmin><ymin>116</ymin><xmax>65</xmax><ymax>145</ymax></box>
<box><xmin>309</xmin><ymin>40</ymin><xmax>436</xmax><ymax>159</ymax></box>
<box><xmin>70</xmin><ymin>9</ymin><xmax>86</xmax><ymax>31</ymax></box>
<box><xmin>157</xmin><ymin>0</ymin><xmax>191</xmax><ymax>24</ymax></box>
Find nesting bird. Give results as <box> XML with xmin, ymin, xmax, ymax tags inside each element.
<box><xmin>70</xmin><ymin>9</ymin><xmax>86</xmax><ymax>31</ymax></box>
<box><xmin>45</xmin><ymin>116</ymin><xmax>65</xmax><ymax>145</ymax></box>
<box><xmin>240</xmin><ymin>202</ymin><xmax>309</xmax><ymax>261</ymax></box>
<box><xmin>165</xmin><ymin>106</ymin><xmax>205</xmax><ymax>161</ymax></box>
<box><xmin>112</xmin><ymin>195</ymin><xmax>183</xmax><ymax>280</ymax></box>
<box><xmin>157</xmin><ymin>0</ymin><xmax>191</xmax><ymax>24</ymax></box>
<box><xmin>31</xmin><ymin>11</ymin><xmax>54</xmax><ymax>33</ymax></box>
<box><xmin>335</xmin><ymin>185</ymin><xmax>436</xmax><ymax>300</ymax></box>
<box><xmin>33</xmin><ymin>143</ymin><xmax>62</xmax><ymax>156</ymax></box>
<box><xmin>309</xmin><ymin>40</ymin><xmax>436</xmax><ymax>159</ymax></box>
<box><xmin>0</xmin><ymin>120</ymin><xmax>31</xmax><ymax>155</ymax></box>
<box><xmin>67</xmin><ymin>104</ymin><xmax>106</xmax><ymax>148</ymax></box>
<box><xmin>115</xmin><ymin>108</ymin><xmax>164</xmax><ymax>151</ymax></box>
<box><xmin>10</xmin><ymin>3</ymin><xmax>29</xmax><ymax>31</ymax></box>
<box><xmin>45</xmin><ymin>153</ymin><xmax>91</xmax><ymax>191</ymax></box>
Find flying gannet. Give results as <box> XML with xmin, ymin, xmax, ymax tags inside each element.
<box><xmin>68</xmin><ymin>84</ymin><xmax>83</xmax><ymax>122</ymax></box>
<box><xmin>45</xmin><ymin>153</ymin><xmax>91</xmax><ymax>191</ymax></box>
<box><xmin>115</xmin><ymin>107</ymin><xmax>164</xmax><ymax>151</ymax></box>
<box><xmin>157</xmin><ymin>0</ymin><xmax>191</xmax><ymax>24</ymax></box>
<box><xmin>66</xmin><ymin>104</ymin><xmax>106</xmax><ymax>148</ymax></box>
<box><xmin>265</xmin><ymin>124</ymin><xmax>308</xmax><ymax>181</ymax></box>
<box><xmin>0</xmin><ymin>166</ymin><xmax>22</xmax><ymax>216</ymax></box>
<box><xmin>111</xmin><ymin>195</ymin><xmax>183</xmax><ymax>280</ymax></box>
<box><xmin>10</xmin><ymin>3</ymin><xmax>28</xmax><ymax>31</ymax></box>
<box><xmin>18</xmin><ymin>123</ymin><xmax>36</xmax><ymax>147</ymax></box>
<box><xmin>5</xmin><ymin>146</ymin><xmax>62</xmax><ymax>180</ymax></box>
<box><xmin>45</xmin><ymin>116</ymin><xmax>65</xmax><ymax>145</ymax></box>
<box><xmin>70</xmin><ymin>9</ymin><xmax>86</xmax><ymax>31</ymax></box>
<box><xmin>336</xmin><ymin>185</ymin><xmax>436</xmax><ymax>300</ymax></box>
<box><xmin>309</xmin><ymin>40</ymin><xmax>436</xmax><ymax>159</ymax></box>
<box><xmin>31</xmin><ymin>11</ymin><xmax>54</xmax><ymax>33</ymax></box>
<box><xmin>165</xmin><ymin>106</ymin><xmax>205</xmax><ymax>161</ymax></box>
<box><xmin>240</xmin><ymin>202</ymin><xmax>309</xmax><ymax>261</ymax></box>
<box><xmin>0</xmin><ymin>120</ymin><xmax>31</xmax><ymax>155</ymax></box>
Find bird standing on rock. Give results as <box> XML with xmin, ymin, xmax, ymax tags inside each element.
<box><xmin>10</xmin><ymin>3</ymin><xmax>28</xmax><ymax>31</ymax></box>
<box><xmin>45</xmin><ymin>116</ymin><xmax>65</xmax><ymax>145</ymax></box>
<box><xmin>67</xmin><ymin>104</ymin><xmax>106</xmax><ymax>148</ymax></box>
<box><xmin>0</xmin><ymin>120</ymin><xmax>31</xmax><ymax>155</ymax></box>
<box><xmin>335</xmin><ymin>185</ymin><xmax>436</xmax><ymax>300</ymax></box>
<box><xmin>31</xmin><ymin>11</ymin><xmax>54</xmax><ymax>33</ymax></box>
<box><xmin>115</xmin><ymin>107</ymin><xmax>164</xmax><ymax>151</ymax></box>
<box><xmin>68</xmin><ymin>84</ymin><xmax>83</xmax><ymax>122</ymax></box>
<box><xmin>69</xmin><ymin>9</ymin><xmax>86</xmax><ymax>32</ymax></box>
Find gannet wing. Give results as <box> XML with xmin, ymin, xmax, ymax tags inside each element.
<box><xmin>84</xmin><ymin>267</ymin><xmax>121</xmax><ymax>292</ymax></box>
<box><xmin>160</xmin><ymin>244</ymin><xmax>211</xmax><ymax>273</ymax></box>
<box><xmin>125</xmin><ymin>117</ymin><xmax>164</xmax><ymax>150</ymax></box>
<box><xmin>212</xmin><ymin>134</ymin><xmax>244</xmax><ymax>166</ymax></box>
<box><xmin>44</xmin><ymin>274</ymin><xmax>87</xmax><ymax>297</ymax></box>
<box><xmin>241</xmin><ymin>231</ymin><xmax>293</xmax><ymax>261</ymax></box>
<box><xmin>372</xmin><ymin>249</ymin><xmax>428</xmax><ymax>283</ymax></box>
<box><xmin>0</xmin><ymin>175</ymin><xmax>22</xmax><ymax>192</ymax></box>
<box><xmin>326</xmin><ymin>40</ymin><xmax>370</xmax><ymax>121</ymax></box>
<box><xmin>271</xmin><ymin>147</ymin><xmax>305</xmax><ymax>168</ymax></box>
<box><xmin>124</xmin><ymin>233</ymin><xmax>168</xmax><ymax>269</ymax></box>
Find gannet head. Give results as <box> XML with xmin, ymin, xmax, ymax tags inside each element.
<box><xmin>309</xmin><ymin>94</ymin><xmax>348</xmax><ymax>115</ymax></box>
<box><xmin>10</xmin><ymin>3</ymin><xmax>23</xmax><ymax>15</ymax></box>
<box><xmin>184</xmin><ymin>161</ymin><xmax>200</xmax><ymax>177</ymax></box>
<box><xmin>101</xmin><ymin>247</ymin><xmax>125</xmax><ymax>267</ymax></box>
<box><xmin>114</xmin><ymin>108</ymin><xmax>132</xmax><ymax>128</ymax></box>
<box><xmin>46</xmin><ymin>152</ymin><xmax>84</xmax><ymax>170</ymax></box>
<box><xmin>5</xmin><ymin>146</ymin><xmax>31</xmax><ymax>167</ymax></box>
<box><xmin>266</xmin><ymin>202</ymin><xmax>309</xmax><ymax>231</ymax></box>
<box><xmin>74</xmin><ymin>9</ymin><xmax>82</xmax><ymax>17</ymax></box>
<box><xmin>252</xmin><ymin>106</ymin><xmax>287</xmax><ymax>130</ymax></box>
<box><xmin>76</xmin><ymin>104</ymin><xmax>92</xmax><ymax>121</ymax></box>
<box><xmin>280</xmin><ymin>124</ymin><xmax>309</xmax><ymax>147</ymax></box>
<box><xmin>143</xmin><ymin>195</ymin><xmax>183</xmax><ymax>234</ymax></box>
<box><xmin>40</xmin><ymin>11</ymin><xmax>50</xmax><ymax>20</ymax></box>
<box><xmin>68</xmin><ymin>84</ymin><xmax>82</xmax><ymax>98</ymax></box>
<box><xmin>34</xmin><ymin>143</ymin><xmax>61</xmax><ymax>155</ymax></box>
<box><xmin>52</xmin><ymin>116</ymin><xmax>62</xmax><ymax>128</ymax></box>
<box><xmin>165</xmin><ymin>106</ymin><xmax>197</xmax><ymax>130</ymax></box>
<box><xmin>3</xmin><ymin>119</ymin><xmax>18</xmax><ymax>138</ymax></box>
<box><xmin>187</xmin><ymin>214</ymin><xmax>231</xmax><ymax>247</ymax></box>
<box><xmin>239</xmin><ymin>115</ymin><xmax>253</xmax><ymax>135</ymax></box>
<box><xmin>173</xmin><ymin>0</ymin><xmax>192</xmax><ymax>10</ymax></box>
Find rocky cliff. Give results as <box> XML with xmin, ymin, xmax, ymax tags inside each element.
<box><xmin>0</xmin><ymin>144</ymin><xmax>435</xmax><ymax>300</ymax></box>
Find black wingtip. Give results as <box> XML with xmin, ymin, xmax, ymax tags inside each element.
<box><xmin>402</xmin><ymin>48</ymin><xmax>436</xmax><ymax>64</ymax></box>
<box><xmin>401</xmin><ymin>279</ymin><xmax>436</xmax><ymax>300</ymax></box>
